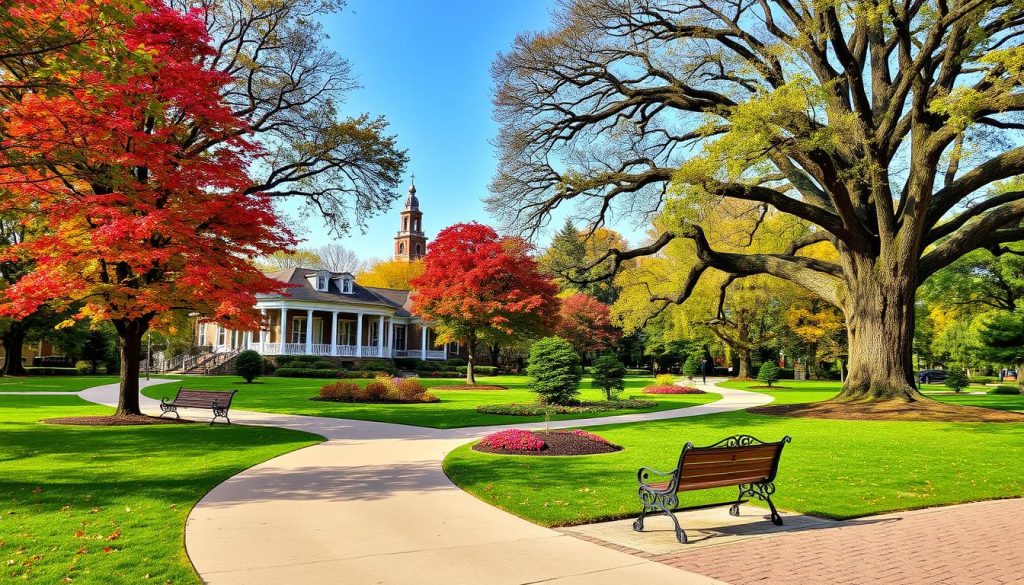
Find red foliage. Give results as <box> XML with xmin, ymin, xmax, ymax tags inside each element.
<box><xmin>479</xmin><ymin>429</ymin><xmax>546</xmax><ymax>452</ymax></box>
<box><xmin>410</xmin><ymin>222</ymin><xmax>559</xmax><ymax>355</ymax></box>
<box><xmin>642</xmin><ymin>386</ymin><xmax>706</xmax><ymax>394</ymax></box>
<box><xmin>555</xmin><ymin>293</ymin><xmax>621</xmax><ymax>355</ymax></box>
<box><xmin>0</xmin><ymin>1</ymin><xmax>293</xmax><ymax>331</ymax></box>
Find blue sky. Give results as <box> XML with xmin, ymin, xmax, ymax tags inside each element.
<box><xmin>288</xmin><ymin>0</ymin><xmax>636</xmax><ymax>261</ymax></box>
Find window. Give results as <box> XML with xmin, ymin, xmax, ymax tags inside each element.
<box><xmin>415</xmin><ymin>243</ymin><xmax>421</xmax><ymax>255</ymax></box>
<box><xmin>399</xmin><ymin>242</ymin><xmax>405</xmax><ymax>254</ymax></box>
<box><xmin>414</xmin><ymin>219</ymin><xmax>419</xmax><ymax>231</ymax></box>
<box><xmin>217</xmin><ymin>326</ymin><xmax>226</xmax><ymax>346</ymax></box>
<box><xmin>291</xmin><ymin>317</ymin><xmax>307</xmax><ymax>343</ymax></box>
<box><xmin>394</xmin><ymin>325</ymin><xmax>406</xmax><ymax>351</ymax></box>
<box><xmin>316</xmin><ymin>274</ymin><xmax>328</xmax><ymax>291</ymax></box>
<box><xmin>368</xmin><ymin>320</ymin><xmax>380</xmax><ymax>345</ymax></box>
<box><xmin>338</xmin><ymin>320</ymin><xmax>357</xmax><ymax>346</ymax></box>
<box><xmin>198</xmin><ymin>326</ymin><xmax>207</xmax><ymax>346</ymax></box>
<box><xmin>341</xmin><ymin>278</ymin><xmax>353</xmax><ymax>294</ymax></box>
<box><xmin>403</xmin><ymin>217</ymin><xmax>409</xmax><ymax>230</ymax></box>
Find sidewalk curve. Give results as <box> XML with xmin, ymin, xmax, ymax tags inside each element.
<box><xmin>77</xmin><ymin>378</ymin><xmax>769</xmax><ymax>585</ymax></box>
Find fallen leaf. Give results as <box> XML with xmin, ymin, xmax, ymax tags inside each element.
<box><xmin>106</xmin><ymin>530</ymin><xmax>120</xmax><ymax>541</ymax></box>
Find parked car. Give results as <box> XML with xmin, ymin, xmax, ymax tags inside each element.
<box><xmin>918</xmin><ymin>369</ymin><xmax>948</xmax><ymax>384</ymax></box>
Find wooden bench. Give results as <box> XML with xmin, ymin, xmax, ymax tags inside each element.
<box><xmin>634</xmin><ymin>434</ymin><xmax>791</xmax><ymax>543</ymax></box>
<box><xmin>159</xmin><ymin>388</ymin><xmax>237</xmax><ymax>425</ymax></box>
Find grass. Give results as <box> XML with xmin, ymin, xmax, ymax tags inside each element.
<box><xmin>0</xmin><ymin>393</ymin><xmax>321</xmax><ymax>583</ymax></box>
<box><xmin>141</xmin><ymin>375</ymin><xmax>721</xmax><ymax>429</ymax></box>
<box><xmin>443</xmin><ymin>379</ymin><xmax>1024</xmax><ymax>527</ymax></box>
<box><xmin>0</xmin><ymin>375</ymin><xmax>120</xmax><ymax>392</ymax></box>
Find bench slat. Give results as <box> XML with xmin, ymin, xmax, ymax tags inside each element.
<box><xmin>681</xmin><ymin>459</ymin><xmax>775</xmax><ymax>479</ymax></box>
<box><xmin>682</xmin><ymin>444</ymin><xmax>781</xmax><ymax>464</ymax></box>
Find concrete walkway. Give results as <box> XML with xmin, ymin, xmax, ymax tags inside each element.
<box><xmin>72</xmin><ymin>378</ymin><xmax>769</xmax><ymax>585</ymax></box>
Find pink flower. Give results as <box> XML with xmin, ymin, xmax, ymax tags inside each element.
<box><xmin>480</xmin><ymin>429</ymin><xmax>546</xmax><ymax>451</ymax></box>
<box><xmin>642</xmin><ymin>385</ymin><xmax>706</xmax><ymax>394</ymax></box>
<box><xmin>570</xmin><ymin>429</ymin><xmax>611</xmax><ymax>444</ymax></box>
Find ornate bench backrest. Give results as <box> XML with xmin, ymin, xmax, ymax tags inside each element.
<box><xmin>673</xmin><ymin>435</ymin><xmax>790</xmax><ymax>493</ymax></box>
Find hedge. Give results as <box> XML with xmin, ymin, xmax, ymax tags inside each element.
<box><xmin>475</xmin><ymin>399</ymin><xmax>657</xmax><ymax>416</ymax></box>
<box><xmin>24</xmin><ymin>367</ymin><xmax>79</xmax><ymax>376</ymax></box>
<box><xmin>457</xmin><ymin>365</ymin><xmax>497</xmax><ymax>376</ymax></box>
<box><xmin>275</xmin><ymin>367</ymin><xmax>339</xmax><ymax>378</ymax></box>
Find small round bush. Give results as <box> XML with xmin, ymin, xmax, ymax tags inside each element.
<box><xmin>527</xmin><ymin>337</ymin><xmax>582</xmax><ymax>405</ymax></box>
<box><xmin>654</xmin><ymin>373</ymin><xmax>677</xmax><ymax>386</ymax></box>
<box><xmin>990</xmin><ymin>385</ymin><xmax>1021</xmax><ymax>395</ymax></box>
<box><xmin>757</xmin><ymin>362</ymin><xmax>779</xmax><ymax>387</ymax></box>
<box><xmin>235</xmin><ymin>350</ymin><xmax>263</xmax><ymax>383</ymax></box>
<box><xmin>682</xmin><ymin>356</ymin><xmax>699</xmax><ymax>379</ymax></box>
<box><xmin>944</xmin><ymin>369</ymin><xmax>969</xmax><ymax>393</ymax></box>
<box><xmin>591</xmin><ymin>354</ymin><xmax>626</xmax><ymax>400</ymax></box>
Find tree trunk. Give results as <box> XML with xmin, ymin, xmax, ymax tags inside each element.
<box><xmin>114</xmin><ymin>318</ymin><xmax>150</xmax><ymax>416</ymax></box>
<box><xmin>838</xmin><ymin>268</ymin><xmax>921</xmax><ymax>401</ymax></box>
<box><xmin>1</xmin><ymin>324</ymin><xmax>28</xmax><ymax>376</ymax></box>
<box><xmin>737</xmin><ymin>349</ymin><xmax>752</xmax><ymax>379</ymax></box>
<box><xmin>465</xmin><ymin>333</ymin><xmax>477</xmax><ymax>385</ymax></box>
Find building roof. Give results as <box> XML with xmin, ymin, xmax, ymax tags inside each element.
<box><xmin>403</xmin><ymin>182</ymin><xmax>419</xmax><ymax>211</ymax></box>
<box><xmin>259</xmin><ymin>267</ymin><xmax>414</xmax><ymax>317</ymax></box>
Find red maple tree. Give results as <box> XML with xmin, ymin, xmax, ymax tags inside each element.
<box><xmin>0</xmin><ymin>1</ymin><xmax>293</xmax><ymax>415</ymax></box>
<box><xmin>555</xmin><ymin>292</ymin><xmax>621</xmax><ymax>362</ymax></box>
<box><xmin>410</xmin><ymin>222</ymin><xmax>559</xmax><ymax>383</ymax></box>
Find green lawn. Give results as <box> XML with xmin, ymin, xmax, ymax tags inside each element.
<box><xmin>443</xmin><ymin>380</ymin><xmax>1024</xmax><ymax>527</ymax></box>
<box><xmin>0</xmin><ymin>393</ymin><xmax>321</xmax><ymax>583</ymax></box>
<box><xmin>0</xmin><ymin>375</ymin><xmax>120</xmax><ymax>392</ymax></box>
<box><xmin>142</xmin><ymin>375</ymin><xmax>720</xmax><ymax>429</ymax></box>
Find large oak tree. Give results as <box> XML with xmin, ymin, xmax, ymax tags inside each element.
<box><xmin>488</xmin><ymin>0</ymin><xmax>1024</xmax><ymax>402</ymax></box>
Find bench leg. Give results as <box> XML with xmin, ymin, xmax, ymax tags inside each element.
<box><xmin>159</xmin><ymin>405</ymin><xmax>179</xmax><ymax>419</ymax></box>
<box><xmin>210</xmin><ymin>406</ymin><xmax>231</xmax><ymax>426</ymax></box>
<box><xmin>636</xmin><ymin>488</ymin><xmax>686</xmax><ymax>543</ymax></box>
<box><xmin>744</xmin><ymin>482</ymin><xmax>783</xmax><ymax>526</ymax></box>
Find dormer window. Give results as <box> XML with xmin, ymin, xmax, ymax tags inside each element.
<box><xmin>329</xmin><ymin>273</ymin><xmax>355</xmax><ymax>294</ymax></box>
<box><xmin>341</xmin><ymin>277</ymin><xmax>353</xmax><ymax>294</ymax></box>
<box><xmin>316</xmin><ymin>275</ymin><xmax>328</xmax><ymax>291</ymax></box>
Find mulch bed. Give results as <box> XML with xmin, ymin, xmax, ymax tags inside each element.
<box><xmin>473</xmin><ymin>431</ymin><xmax>623</xmax><ymax>456</ymax></box>
<box><xmin>432</xmin><ymin>384</ymin><xmax>508</xmax><ymax>391</ymax></box>
<box><xmin>42</xmin><ymin>415</ymin><xmax>194</xmax><ymax>426</ymax></box>
<box><xmin>751</xmin><ymin>399</ymin><xmax>1024</xmax><ymax>422</ymax></box>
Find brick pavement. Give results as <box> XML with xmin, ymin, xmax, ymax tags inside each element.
<box><xmin>574</xmin><ymin>499</ymin><xmax>1024</xmax><ymax>585</ymax></box>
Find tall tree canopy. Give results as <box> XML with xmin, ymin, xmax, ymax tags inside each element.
<box><xmin>489</xmin><ymin>0</ymin><xmax>1024</xmax><ymax>402</ymax></box>
<box><xmin>357</xmin><ymin>258</ymin><xmax>425</xmax><ymax>290</ymax></box>
<box><xmin>0</xmin><ymin>0</ymin><xmax>292</xmax><ymax>414</ymax></box>
<box><xmin>411</xmin><ymin>222</ymin><xmax>559</xmax><ymax>383</ymax></box>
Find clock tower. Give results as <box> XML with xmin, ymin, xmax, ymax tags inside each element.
<box><xmin>394</xmin><ymin>181</ymin><xmax>427</xmax><ymax>261</ymax></box>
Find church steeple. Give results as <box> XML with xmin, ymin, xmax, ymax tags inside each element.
<box><xmin>394</xmin><ymin>179</ymin><xmax>427</xmax><ymax>261</ymax></box>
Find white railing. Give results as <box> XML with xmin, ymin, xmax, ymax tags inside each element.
<box><xmin>425</xmin><ymin>350</ymin><xmax>446</xmax><ymax>360</ymax></box>
<box><xmin>310</xmin><ymin>344</ymin><xmax>332</xmax><ymax>356</ymax></box>
<box><xmin>362</xmin><ymin>346</ymin><xmax>382</xmax><ymax>358</ymax></box>
<box><xmin>336</xmin><ymin>345</ymin><xmax>358</xmax><ymax>357</ymax></box>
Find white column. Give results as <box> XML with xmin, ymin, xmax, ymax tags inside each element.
<box><xmin>280</xmin><ymin>308</ymin><xmax>287</xmax><ymax>355</ymax></box>
<box><xmin>305</xmin><ymin>309</ymin><xmax>314</xmax><ymax>354</ymax></box>
<box><xmin>260</xmin><ymin>309</ymin><xmax>267</xmax><ymax>353</ymax></box>
<box><xmin>355</xmin><ymin>311</ymin><xmax>364</xmax><ymax>358</ymax></box>
<box><xmin>377</xmin><ymin>315</ymin><xmax>384</xmax><ymax>357</ymax></box>
<box><xmin>421</xmin><ymin>325</ymin><xmax>428</xmax><ymax>360</ymax></box>
<box><xmin>386</xmin><ymin>318</ymin><xmax>395</xmax><ymax>358</ymax></box>
<box><xmin>330</xmin><ymin>311</ymin><xmax>338</xmax><ymax>357</ymax></box>
<box><xmin>443</xmin><ymin>341</ymin><xmax>448</xmax><ymax>360</ymax></box>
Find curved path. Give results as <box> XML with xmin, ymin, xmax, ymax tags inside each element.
<box><xmin>74</xmin><ymin>379</ymin><xmax>771</xmax><ymax>585</ymax></box>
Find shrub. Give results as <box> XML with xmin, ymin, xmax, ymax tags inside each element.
<box><xmin>643</xmin><ymin>385</ymin><xmax>706</xmax><ymax>394</ymax></box>
<box><xmin>527</xmin><ymin>337</ymin><xmax>582</xmax><ymax>405</ymax></box>
<box><xmin>654</xmin><ymin>373</ymin><xmax>677</xmax><ymax>386</ymax></box>
<box><xmin>757</xmin><ymin>362</ymin><xmax>780</xmax><ymax>386</ymax></box>
<box><xmin>24</xmin><ymin>367</ymin><xmax>78</xmax><ymax>375</ymax></box>
<box><xmin>319</xmin><ymin>381</ymin><xmax>361</xmax><ymax>401</ymax></box>
<box><xmin>479</xmin><ymin>429</ymin><xmax>545</xmax><ymax>452</ymax></box>
<box><xmin>475</xmin><ymin>399</ymin><xmax>657</xmax><ymax>416</ymax></box>
<box><xmin>359</xmin><ymin>359</ymin><xmax>398</xmax><ymax>375</ymax></box>
<box><xmin>457</xmin><ymin>365</ymin><xmax>497</xmax><ymax>376</ymax></box>
<box><xmin>591</xmin><ymin>355</ymin><xmax>626</xmax><ymax>400</ymax></box>
<box><xmin>235</xmin><ymin>350</ymin><xmax>264</xmax><ymax>383</ymax></box>
<box><xmin>944</xmin><ymin>369</ymin><xmax>970</xmax><ymax>393</ymax></box>
<box><xmin>682</xmin><ymin>356</ymin><xmax>699</xmax><ymax>379</ymax></box>
<box><xmin>990</xmin><ymin>385</ymin><xmax>1021</xmax><ymax>395</ymax></box>
<box><xmin>276</xmin><ymin>367</ymin><xmax>339</xmax><ymax>378</ymax></box>
<box><xmin>626</xmin><ymin>368</ymin><xmax>652</xmax><ymax>376</ymax></box>
<box><xmin>276</xmin><ymin>355</ymin><xmax>322</xmax><ymax>367</ymax></box>
<box><xmin>75</xmin><ymin>360</ymin><xmax>93</xmax><ymax>374</ymax></box>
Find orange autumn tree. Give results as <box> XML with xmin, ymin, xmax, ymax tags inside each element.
<box><xmin>0</xmin><ymin>0</ymin><xmax>293</xmax><ymax>416</ymax></box>
<box><xmin>411</xmin><ymin>222</ymin><xmax>559</xmax><ymax>383</ymax></box>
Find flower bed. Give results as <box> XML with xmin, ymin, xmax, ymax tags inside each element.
<box><xmin>473</xmin><ymin>429</ymin><xmax>621</xmax><ymax>456</ymax></box>
<box><xmin>643</xmin><ymin>385</ymin><xmax>706</xmax><ymax>395</ymax></box>
<box><xmin>315</xmin><ymin>376</ymin><xmax>439</xmax><ymax>404</ymax></box>
<box><xmin>475</xmin><ymin>399</ymin><xmax>657</xmax><ymax>416</ymax></box>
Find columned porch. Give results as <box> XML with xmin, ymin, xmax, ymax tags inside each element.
<box><xmin>234</xmin><ymin>306</ymin><xmax>448</xmax><ymax>360</ymax></box>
